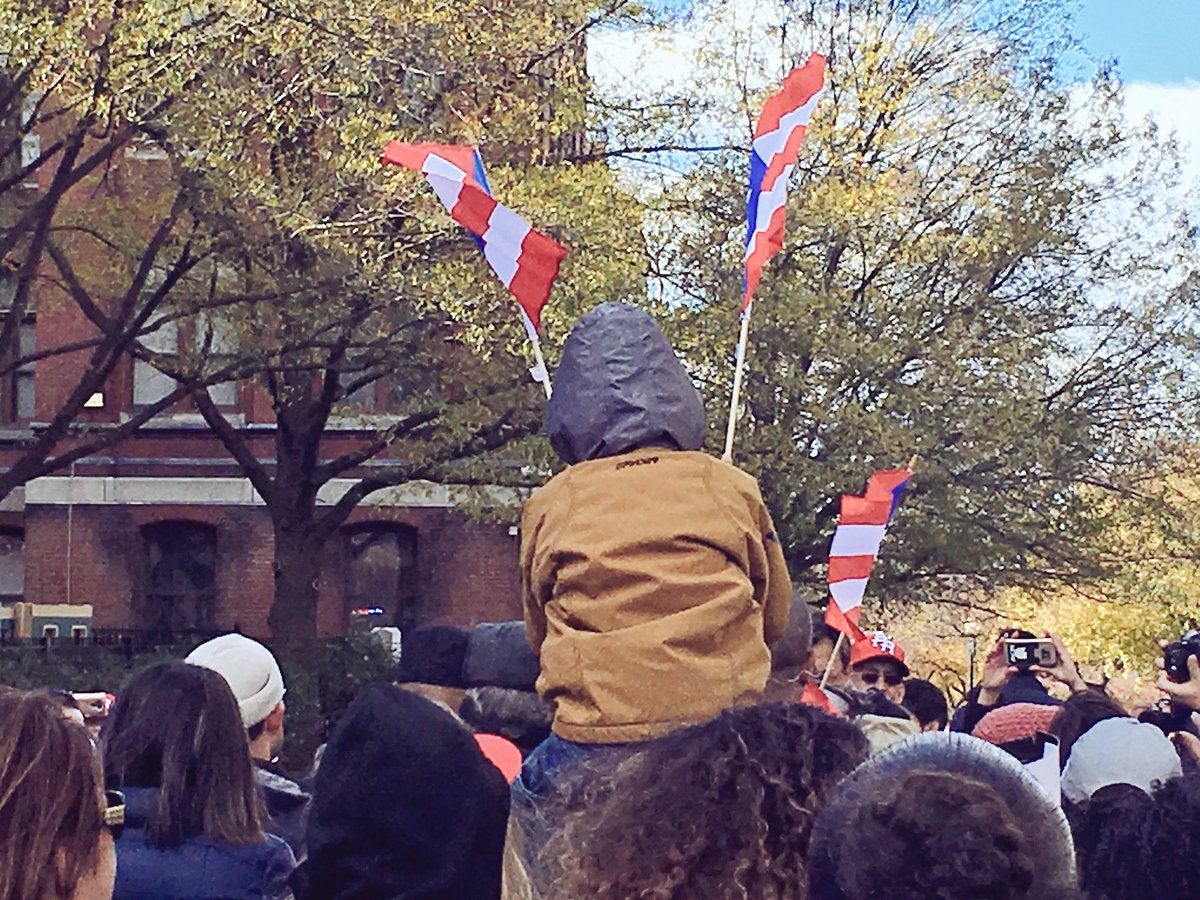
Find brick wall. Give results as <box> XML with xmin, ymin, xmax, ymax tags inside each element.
<box><xmin>22</xmin><ymin>500</ymin><xmax>521</xmax><ymax>638</ymax></box>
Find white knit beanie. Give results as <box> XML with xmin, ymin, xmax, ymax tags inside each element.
<box><xmin>1061</xmin><ymin>717</ymin><xmax>1182</xmax><ymax>804</ymax></box>
<box><xmin>186</xmin><ymin>633</ymin><xmax>285</xmax><ymax>728</ymax></box>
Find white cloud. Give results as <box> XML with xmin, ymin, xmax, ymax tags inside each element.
<box><xmin>587</xmin><ymin>0</ymin><xmax>802</xmax><ymax>144</ymax></box>
<box><xmin>1122</xmin><ymin>80</ymin><xmax>1200</xmax><ymax>191</ymax></box>
<box><xmin>588</xmin><ymin>0</ymin><xmax>790</xmax><ymax>103</ymax></box>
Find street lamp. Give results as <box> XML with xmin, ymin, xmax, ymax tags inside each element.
<box><xmin>963</xmin><ymin>619</ymin><xmax>983</xmax><ymax>695</ymax></box>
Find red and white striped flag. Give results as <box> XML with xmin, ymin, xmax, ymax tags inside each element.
<box><xmin>382</xmin><ymin>141</ymin><xmax>568</xmax><ymax>334</ymax></box>
<box><xmin>826</xmin><ymin>468</ymin><xmax>911</xmax><ymax>637</ymax></box>
<box><xmin>742</xmin><ymin>53</ymin><xmax>825</xmax><ymax>311</ymax></box>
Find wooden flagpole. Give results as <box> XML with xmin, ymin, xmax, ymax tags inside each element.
<box><xmin>722</xmin><ymin>302</ymin><xmax>754</xmax><ymax>463</ymax></box>
<box><xmin>522</xmin><ymin>311</ymin><xmax>553</xmax><ymax>399</ymax></box>
<box><xmin>530</xmin><ymin>333</ymin><xmax>553</xmax><ymax>399</ymax></box>
<box><xmin>818</xmin><ymin>631</ymin><xmax>845</xmax><ymax>691</ymax></box>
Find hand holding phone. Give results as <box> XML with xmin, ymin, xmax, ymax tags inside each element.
<box><xmin>1003</xmin><ymin>638</ymin><xmax>1057</xmax><ymax>670</ymax></box>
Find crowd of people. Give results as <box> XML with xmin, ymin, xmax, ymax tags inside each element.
<box><xmin>2</xmin><ymin>303</ymin><xmax>1199</xmax><ymax>899</ymax></box>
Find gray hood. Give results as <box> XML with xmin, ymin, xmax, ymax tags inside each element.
<box><xmin>547</xmin><ymin>303</ymin><xmax>706</xmax><ymax>464</ymax></box>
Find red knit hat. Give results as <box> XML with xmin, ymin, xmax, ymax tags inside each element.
<box><xmin>849</xmin><ymin>631</ymin><xmax>910</xmax><ymax>676</ymax></box>
<box><xmin>972</xmin><ymin>702</ymin><xmax>1059</xmax><ymax>746</ymax></box>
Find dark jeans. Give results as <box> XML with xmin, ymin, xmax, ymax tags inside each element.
<box><xmin>509</xmin><ymin>733</ymin><xmax>643</xmax><ymax>892</ymax></box>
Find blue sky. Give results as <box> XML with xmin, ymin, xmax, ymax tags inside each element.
<box><xmin>598</xmin><ymin>1</ymin><xmax>1200</xmax><ymax>187</ymax></box>
<box><xmin>1077</xmin><ymin>0</ymin><xmax>1200</xmax><ymax>83</ymax></box>
<box><xmin>1071</xmin><ymin>1</ymin><xmax>1200</xmax><ymax>188</ymax></box>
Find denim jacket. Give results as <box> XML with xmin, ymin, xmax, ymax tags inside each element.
<box><xmin>113</xmin><ymin>786</ymin><xmax>295</xmax><ymax>899</ymax></box>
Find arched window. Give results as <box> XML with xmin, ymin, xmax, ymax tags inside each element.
<box><xmin>0</xmin><ymin>529</ymin><xmax>23</xmax><ymax>602</ymax></box>
<box><xmin>343</xmin><ymin>524</ymin><xmax>418</xmax><ymax>629</ymax></box>
<box><xmin>140</xmin><ymin>521</ymin><xmax>217</xmax><ymax>635</ymax></box>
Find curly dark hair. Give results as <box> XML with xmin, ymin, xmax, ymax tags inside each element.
<box><xmin>902</xmin><ymin>678</ymin><xmax>949</xmax><ymax>730</ymax></box>
<box><xmin>1049</xmin><ymin>690</ymin><xmax>1127</xmax><ymax>765</ymax></box>
<box><xmin>539</xmin><ymin>703</ymin><xmax>868</xmax><ymax>899</ymax></box>
<box><xmin>835</xmin><ymin>770</ymin><xmax>1038</xmax><ymax>900</ymax></box>
<box><xmin>1071</xmin><ymin>774</ymin><xmax>1200</xmax><ymax>899</ymax></box>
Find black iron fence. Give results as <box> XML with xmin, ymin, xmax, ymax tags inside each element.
<box><xmin>0</xmin><ymin>628</ymin><xmax>223</xmax><ymax>656</ymax></box>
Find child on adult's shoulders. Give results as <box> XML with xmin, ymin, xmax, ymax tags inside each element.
<box><xmin>520</xmin><ymin>302</ymin><xmax>793</xmax><ymax>749</ymax></box>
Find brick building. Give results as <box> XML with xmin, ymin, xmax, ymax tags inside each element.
<box><xmin>0</xmin><ymin>129</ymin><xmax>527</xmax><ymax>644</ymax></box>
<box><xmin>0</xmin><ymin>378</ymin><xmax>526</xmax><ymax>640</ymax></box>
<box><xmin>0</xmin><ymin>14</ymin><xmax>601</xmax><ymax>642</ymax></box>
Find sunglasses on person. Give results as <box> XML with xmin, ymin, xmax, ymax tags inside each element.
<box><xmin>103</xmin><ymin>790</ymin><xmax>125</xmax><ymax>841</ymax></box>
<box><xmin>858</xmin><ymin>671</ymin><xmax>903</xmax><ymax>688</ymax></box>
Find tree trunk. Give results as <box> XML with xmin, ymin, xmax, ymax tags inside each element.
<box><xmin>269</xmin><ymin>516</ymin><xmax>323</xmax><ymax>648</ymax></box>
<box><xmin>267</xmin><ymin>393</ymin><xmax>330</xmax><ymax>648</ymax></box>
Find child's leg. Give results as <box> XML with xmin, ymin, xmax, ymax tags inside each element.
<box><xmin>510</xmin><ymin>734</ymin><xmax>640</xmax><ymax>896</ymax></box>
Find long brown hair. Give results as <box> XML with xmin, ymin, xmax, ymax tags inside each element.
<box><xmin>0</xmin><ymin>689</ymin><xmax>105</xmax><ymax>900</ymax></box>
<box><xmin>101</xmin><ymin>662</ymin><xmax>265</xmax><ymax>848</ymax></box>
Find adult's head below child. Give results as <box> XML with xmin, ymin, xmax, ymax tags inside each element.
<box><xmin>538</xmin><ymin>702</ymin><xmax>869</xmax><ymax>899</ymax></box>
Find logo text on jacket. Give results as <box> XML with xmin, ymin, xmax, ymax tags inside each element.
<box><xmin>614</xmin><ymin>456</ymin><xmax>659</xmax><ymax>470</ymax></box>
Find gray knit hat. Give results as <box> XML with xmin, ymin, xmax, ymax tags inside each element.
<box><xmin>808</xmin><ymin>732</ymin><xmax>1077</xmax><ymax>898</ymax></box>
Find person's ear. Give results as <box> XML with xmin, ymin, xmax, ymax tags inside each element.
<box><xmin>265</xmin><ymin>701</ymin><xmax>285</xmax><ymax>733</ymax></box>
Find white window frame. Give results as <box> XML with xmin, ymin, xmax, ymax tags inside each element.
<box><xmin>19</xmin><ymin>93</ymin><xmax>42</xmax><ymax>183</ymax></box>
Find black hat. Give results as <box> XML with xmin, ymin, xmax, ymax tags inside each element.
<box><xmin>292</xmin><ymin>683</ymin><xmax>510</xmax><ymax>900</ymax></box>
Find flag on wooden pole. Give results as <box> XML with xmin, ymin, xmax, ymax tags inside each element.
<box><xmin>825</xmin><ymin>468</ymin><xmax>912</xmax><ymax>637</ymax></box>
<box><xmin>382</xmin><ymin>141</ymin><xmax>566</xmax><ymax>395</ymax></box>
<box><xmin>742</xmin><ymin>53</ymin><xmax>826</xmax><ymax>310</ymax></box>
<box><xmin>724</xmin><ymin>54</ymin><xmax>825</xmax><ymax>461</ymax></box>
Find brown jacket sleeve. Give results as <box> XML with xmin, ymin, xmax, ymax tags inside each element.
<box><xmin>519</xmin><ymin>491</ymin><xmax>549</xmax><ymax>653</ymax></box>
<box><xmin>753</xmin><ymin>500</ymin><xmax>793</xmax><ymax>645</ymax></box>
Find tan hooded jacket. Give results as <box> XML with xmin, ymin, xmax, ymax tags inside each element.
<box><xmin>520</xmin><ymin>304</ymin><xmax>792</xmax><ymax>744</ymax></box>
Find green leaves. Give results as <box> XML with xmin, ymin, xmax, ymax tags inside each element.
<box><xmin>642</xmin><ymin>0</ymin><xmax>1199</xmax><ymax>599</ymax></box>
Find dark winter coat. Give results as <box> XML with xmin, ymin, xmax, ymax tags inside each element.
<box><xmin>291</xmin><ymin>683</ymin><xmax>510</xmax><ymax>900</ymax></box>
<box><xmin>949</xmin><ymin>671</ymin><xmax>1063</xmax><ymax>734</ymax></box>
<box><xmin>256</xmin><ymin>762</ymin><xmax>310</xmax><ymax>860</ymax></box>
<box><xmin>112</xmin><ymin>786</ymin><xmax>295</xmax><ymax>900</ymax></box>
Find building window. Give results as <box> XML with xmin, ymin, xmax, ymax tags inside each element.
<box><xmin>124</xmin><ymin>139</ymin><xmax>168</xmax><ymax>161</ymax></box>
<box><xmin>11</xmin><ymin>319</ymin><xmax>35</xmax><ymax>420</ymax></box>
<box><xmin>140</xmin><ymin>521</ymin><xmax>217</xmax><ymax>634</ymax></box>
<box><xmin>42</xmin><ymin>624</ymin><xmax>58</xmax><ymax>639</ymax></box>
<box><xmin>0</xmin><ymin>530</ymin><xmax>23</xmax><ymax>601</ymax></box>
<box><xmin>338</xmin><ymin>376</ymin><xmax>378</xmax><ymax>410</ymax></box>
<box><xmin>0</xmin><ymin>269</ymin><xmax>35</xmax><ymax>423</ymax></box>
<box><xmin>20</xmin><ymin>93</ymin><xmax>41</xmax><ymax>181</ymax></box>
<box><xmin>71</xmin><ymin>624</ymin><xmax>88</xmax><ymax>642</ymax></box>
<box><xmin>132</xmin><ymin>318</ymin><xmax>178</xmax><ymax>407</ymax></box>
<box><xmin>195</xmin><ymin>313</ymin><xmax>239</xmax><ymax>407</ymax></box>
<box><xmin>132</xmin><ymin>311</ymin><xmax>239</xmax><ymax>409</ymax></box>
<box><xmin>343</xmin><ymin>524</ymin><xmax>418</xmax><ymax>628</ymax></box>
